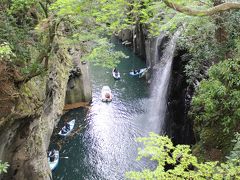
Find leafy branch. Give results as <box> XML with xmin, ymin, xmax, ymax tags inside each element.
<box><xmin>126</xmin><ymin>132</ymin><xmax>240</xmax><ymax>179</ymax></box>
<box><xmin>0</xmin><ymin>160</ymin><xmax>9</xmax><ymax>174</ymax></box>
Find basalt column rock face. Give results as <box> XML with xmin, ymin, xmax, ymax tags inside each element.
<box><xmin>133</xmin><ymin>23</ymin><xmax>147</xmax><ymax>59</ymax></box>
<box><xmin>145</xmin><ymin>34</ymin><xmax>168</xmax><ymax>81</ymax></box>
<box><xmin>118</xmin><ymin>24</ymin><xmax>147</xmax><ymax>59</ymax></box>
<box><xmin>65</xmin><ymin>48</ymin><xmax>92</xmax><ymax>105</ymax></box>
<box><xmin>166</xmin><ymin>52</ymin><xmax>195</xmax><ymax>145</ymax></box>
<box><xmin>118</xmin><ymin>29</ymin><xmax>133</xmax><ymax>44</ymax></box>
<box><xmin>145</xmin><ymin>33</ymin><xmax>168</xmax><ymax>69</ymax></box>
<box><xmin>0</xmin><ymin>50</ymin><xmax>71</xmax><ymax>180</ymax></box>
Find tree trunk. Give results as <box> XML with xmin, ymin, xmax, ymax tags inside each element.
<box><xmin>162</xmin><ymin>0</ymin><xmax>240</xmax><ymax>16</ymax></box>
<box><xmin>214</xmin><ymin>0</ymin><xmax>228</xmax><ymax>44</ymax></box>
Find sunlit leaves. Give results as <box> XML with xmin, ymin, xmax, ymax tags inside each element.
<box><xmin>50</xmin><ymin>0</ymin><xmax>130</xmax><ymax>68</ymax></box>
<box><xmin>126</xmin><ymin>133</ymin><xmax>240</xmax><ymax>179</ymax></box>
<box><xmin>0</xmin><ymin>42</ymin><xmax>15</xmax><ymax>61</ymax></box>
<box><xmin>82</xmin><ymin>38</ymin><xmax>127</xmax><ymax>68</ymax></box>
<box><xmin>0</xmin><ymin>160</ymin><xmax>9</xmax><ymax>174</ymax></box>
<box><xmin>50</xmin><ymin>0</ymin><xmax>83</xmax><ymax>15</ymax></box>
<box><xmin>9</xmin><ymin>0</ymin><xmax>37</xmax><ymax>13</ymax></box>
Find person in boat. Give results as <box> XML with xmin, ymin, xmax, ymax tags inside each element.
<box><xmin>105</xmin><ymin>93</ymin><xmax>110</xmax><ymax>99</ymax></box>
<box><xmin>49</xmin><ymin>150</ymin><xmax>55</xmax><ymax>162</ymax></box>
<box><xmin>61</xmin><ymin>128</ymin><xmax>67</xmax><ymax>134</ymax></box>
<box><xmin>61</xmin><ymin>123</ymin><xmax>70</xmax><ymax>134</ymax></box>
<box><xmin>65</xmin><ymin>123</ymin><xmax>70</xmax><ymax>131</ymax></box>
<box><xmin>133</xmin><ymin>69</ymin><xmax>138</xmax><ymax>74</ymax></box>
<box><xmin>113</xmin><ymin>68</ymin><xmax>119</xmax><ymax>76</ymax></box>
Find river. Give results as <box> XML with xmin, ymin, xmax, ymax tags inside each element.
<box><xmin>50</xmin><ymin>40</ymin><xmax>157</xmax><ymax>180</ymax></box>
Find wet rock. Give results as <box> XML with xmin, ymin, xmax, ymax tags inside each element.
<box><xmin>166</xmin><ymin>50</ymin><xmax>195</xmax><ymax>145</ymax></box>
<box><xmin>65</xmin><ymin>48</ymin><xmax>92</xmax><ymax>104</ymax></box>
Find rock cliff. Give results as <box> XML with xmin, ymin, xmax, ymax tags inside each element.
<box><xmin>65</xmin><ymin>48</ymin><xmax>92</xmax><ymax>104</ymax></box>
<box><xmin>0</xmin><ymin>45</ymin><xmax>91</xmax><ymax>179</ymax></box>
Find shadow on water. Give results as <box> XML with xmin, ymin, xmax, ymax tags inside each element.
<box><xmin>51</xmin><ymin>40</ymin><xmax>158</xmax><ymax>180</ymax></box>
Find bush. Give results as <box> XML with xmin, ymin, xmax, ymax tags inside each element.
<box><xmin>192</xmin><ymin>58</ymin><xmax>240</xmax><ymax>133</ymax></box>
<box><xmin>190</xmin><ymin>58</ymin><xmax>240</xmax><ymax>158</ymax></box>
<box><xmin>126</xmin><ymin>133</ymin><xmax>240</xmax><ymax>179</ymax></box>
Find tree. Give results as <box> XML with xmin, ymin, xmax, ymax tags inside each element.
<box><xmin>190</xmin><ymin>58</ymin><xmax>240</xmax><ymax>158</ymax></box>
<box><xmin>0</xmin><ymin>0</ymin><xmax>58</xmax><ymax>83</ymax></box>
<box><xmin>49</xmin><ymin>0</ymin><xmax>128</xmax><ymax>68</ymax></box>
<box><xmin>126</xmin><ymin>133</ymin><xmax>240</xmax><ymax>179</ymax></box>
<box><xmin>0</xmin><ymin>0</ymin><xmax>128</xmax><ymax>85</ymax></box>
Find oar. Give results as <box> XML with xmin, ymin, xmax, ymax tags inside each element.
<box><xmin>60</xmin><ymin>157</ymin><xmax>69</xmax><ymax>159</ymax></box>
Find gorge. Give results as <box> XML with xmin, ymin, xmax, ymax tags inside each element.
<box><xmin>1</xmin><ymin>0</ymin><xmax>240</xmax><ymax>179</ymax></box>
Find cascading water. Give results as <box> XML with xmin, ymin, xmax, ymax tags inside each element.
<box><xmin>148</xmin><ymin>30</ymin><xmax>181</xmax><ymax>134</ymax></box>
<box><xmin>153</xmin><ymin>33</ymin><xmax>166</xmax><ymax>65</ymax></box>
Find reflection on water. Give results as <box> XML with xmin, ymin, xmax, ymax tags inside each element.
<box><xmin>51</xmin><ymin>41</ymin><xmax>156</xmax><ymax>180</ymax></box>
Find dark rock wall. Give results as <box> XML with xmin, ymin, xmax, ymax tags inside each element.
<box><xmin>118</xmin><ymin>24</ymin><xmax>146</xmax><ymax>59</ymax></box>
<box><xmin>166</xmin><ymin>51</ymin><xmax>195</xmax><ymax>145</ymax></box>
<box><xmin>133</xmin><ymin>23</ymin><xmax>146</xmax><ymax>59</ymax></box>
<box><xmin>118</xmin><ymin>29</ymin><xmax>132</xmax><ymax>43</ymax></box>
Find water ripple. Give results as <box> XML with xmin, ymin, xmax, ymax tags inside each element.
<box><xmin>52</xmin><ymin>41</ymin><xmax>154</xmax><ymax>180</ymax></box>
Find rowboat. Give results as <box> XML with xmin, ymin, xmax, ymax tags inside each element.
<box><xmin>112</xmin><ymin>69</ymin><xmax>121</xmax><ymax>80</ymax></box>
<box><xmin>58</xmin><ymin>119</ymin><xmax>75</xmax><ymax>136</ymax></box>
<box><xmin>101</xmin><ymin>86</ymin><xmax>112</xmax><ymax>102</ymax></box>
<box><xmin>48</xmin><ymin>150</ymin><xmax>59</xmax><ymax>171</ymax></box>
<box><xmin>129</xmin><ymin>68</ymin><xmax>147</xmax><ymax>77</ymax></box>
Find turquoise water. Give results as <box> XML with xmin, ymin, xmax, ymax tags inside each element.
<box><xmin>50</xmin><ymin>40</ymin><xmax>155</xmax><ymax>180</ymax></box>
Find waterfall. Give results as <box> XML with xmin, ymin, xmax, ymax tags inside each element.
<box><xmin>148</xmin><ymin>30</ymin><xmax>181</xmax><ymax>134</ymax></box>
<box><xmin>153</xmin><ymin>33</ymin><xmax>166</xmax><ymax>65</ymax></box>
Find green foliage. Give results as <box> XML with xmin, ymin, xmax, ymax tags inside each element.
<box><xmin>235</xmin><ymin>38</ymin><xmax>240</xmax><ymax>57</ymax></box>
<box><xmin>82</xmin><ymin>38</ymin><xmax>127</xmax><ymax>68</ymax></box>
<box><xmin>20</xmin><ymin>62</ymin><xmax>44</xmax><ymax>75</ymax></box>
<box><xmin>0</xmin><ymin>0</ymin><xmax>51</xmax><ymax>81</ymax></box>
<box><xmin>0</xmin><ymin>160</ymin><xmax>9</xmax><ymax>174</ymax></box>
<box><xmin>178</xmin><ymin>16</ymin><xmax>219</xmax><ymax>84</ymax></box>
<box><xmin>50</xmin><ymin>0</ymin><xmax>129</xmax><ymax>68</ymax></box>
<box><xmin>126</xmin><ymin>133</ymin><xmax>240</xmax><ymax>179</ymax></box>
<box><xmin>0</xmin><ymin>42</ymin><xmax>15</xmax><ymax>61</ymax></box>
<box><xmin>159</xmin><ymin>1</ymin><xmax>240</xmax><ymax>85</ymax></box>
<box><xmin>227</xmin><ymin>133</ymin><xmax>240</xmax><ymax>165</ymax></box>
<box><xmin>192</xmin><ymin>58</ymin><xmax>240</xmax><ymax>133</ymax></box>
<box><xmin>9</xmin><ymin>0</ymin><xmax>37</xmax><ymax>13</ymax></box>
<box><xmin>50</xmin><ymin>0</ymin><xmax>83</xmax><ymax>16</ymax></box>
<box><xmin>190</xmin><ymin>58</ymin><xmax>240</xmax><ymax>158</ymax></box>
